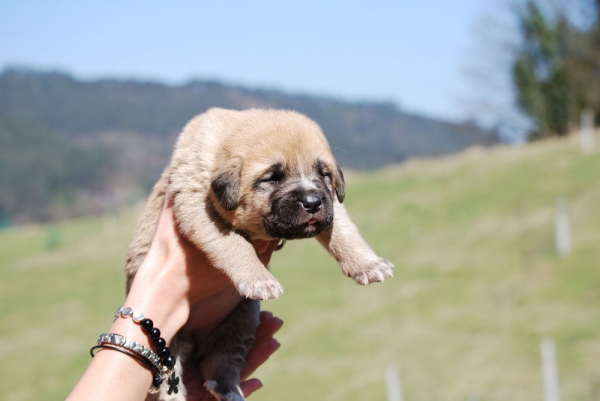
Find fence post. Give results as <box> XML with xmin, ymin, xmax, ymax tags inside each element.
<box><xmin>541</xmin><ymin>337</ymin><xmax>561</xmax><ymax>401</ymax></box>
<box><xmin>580</xmin><ymin>108</ymin><xmax>596</xmax><ymax>154</ymax></box>
<box><xmin>386</xmin><ymin>365</ymin><xmax>403</xmax><ymax>401</ymax></box>
<box><xmin>555</xmin><ymin>197</ymin><xmax>571</xmax><ymax>257</ymax></box>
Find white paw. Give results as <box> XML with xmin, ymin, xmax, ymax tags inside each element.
<box><xmin>204</xmin><ymin>381</ymin><xmax>245</xmax><ymax>401</ymax></box>
<box><xmin>237</xmin><ymin>277</ymin><xmax>284</xmax><ymax>300</ymax></box>
<box><xmin>347</xmin><ymin>257</ymin><xmax>394</xmax><ymax>285</ymax></box>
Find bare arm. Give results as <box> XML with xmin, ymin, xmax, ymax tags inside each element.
<box><xmin>67</xmin><ymin>192</ymin><xmax>281</xmax><ymax>401</ymax></box>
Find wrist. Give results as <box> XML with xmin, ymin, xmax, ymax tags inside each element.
<box><xmin>120</xmin><ymin>261</ymin><xmax>190</xmax><ymax>345</ymax></box>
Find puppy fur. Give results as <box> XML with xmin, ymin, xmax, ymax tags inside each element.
<box><xmin>125</xmin><ymin>108</ymin><xmax>394</xmax><ymax>401</ymax></box>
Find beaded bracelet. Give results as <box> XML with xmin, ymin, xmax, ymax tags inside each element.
<box><xmin>90</xmin><ymin>306</ymin><xmax>180</xmax><ymax>395</ymax></box>
<box><xmin>114</xmin><ymin>306</ymin><xmax>179</xmax><ymax>395</ymax></box>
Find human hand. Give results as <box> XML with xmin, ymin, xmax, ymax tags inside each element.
<box><xmin>182</xmin><ymin>311</ymin><xmax>283</xmax><ymax>400</ymax></box>
<box><xmin>69</xmin><ymin>189</ymin><xmax>283</xmax><ymax>401</ymax></box>
<box><xmin>134</xmin><ymin>189</ymin><xmax>283</xmax><ymax>399</ymax></box>
<box><xmin>126</xmin><ymin>189</ymin><xmax>281</xmax><ymax>342</ymax></box>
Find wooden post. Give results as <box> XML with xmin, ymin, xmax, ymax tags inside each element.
<box><xmin>555</xmin><ymin>197</ymin><xmax>571</xmax><ymax>257</ymax></box>
<box><xmin>580</xmin><ymin>109</ymin><xmax>596</xmax><ymax>154</ymax></box>
<box><xmin>541</xmin><ymin>337</ymin><xmax>561</xmax><ymax>401</ymax></box>
<box><xmin>386</xmin><ymin>365</ymin><xmax>403</xmax><ymax>401</ymax></box>
<box><xmin>45</xmin><ymin>225</ymin><xmax>60</xmax><ymax>250</ymax></box>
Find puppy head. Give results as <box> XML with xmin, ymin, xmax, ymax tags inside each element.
<box><xmin>210</xmin><ymin>110</ymin><xmax>345</xmax><ymax>240</ymax></box>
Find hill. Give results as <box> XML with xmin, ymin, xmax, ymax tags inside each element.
<box><xmin>0</xmin><ymin>67</ymin><xmax>498</xmax><ymax>224</ymax></box>
<box><xmin>0</xmin><ymin>134</ymin><xmax>598</xmax><ymax>400</ymax></box>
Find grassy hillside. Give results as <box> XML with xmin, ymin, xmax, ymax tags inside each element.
<box><xmin>1</xmin><ymin>134</ymin><xmax>598</xmax><ymax>400</ymax></box>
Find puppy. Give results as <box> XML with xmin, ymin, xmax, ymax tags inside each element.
<box><xmin>125</xmin><ymin>108</ymin><xmax>394</xmax><ymax>401</ymax></box>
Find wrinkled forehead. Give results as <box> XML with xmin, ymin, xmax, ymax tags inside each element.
<box><xmin>231</xmin><ymin>114</ymin><xmax>336</xmax><ymax>178</ymax></box>
<box><xmin>244</xmin><ymin>150</ymin><xmax>335</xmax><ymax>178</ymax></box>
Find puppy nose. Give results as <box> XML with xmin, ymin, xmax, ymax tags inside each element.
<box><xmin>300</xmin><ymin>194</ymin><xmax>322</xmax><ymax>213</ymax></box>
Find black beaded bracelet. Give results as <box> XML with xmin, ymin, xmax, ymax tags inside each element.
<box><xmin>91</xmin><ymin>306</ymin><xmax>180</xmax><ymax>395</ymax></box>
<box><xmin>115</xmin><ymin>306</ymin><xmax>177</xmax><ymax>370</ymax></box>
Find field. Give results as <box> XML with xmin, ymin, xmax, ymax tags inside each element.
<box><xmin>1</xmin><ymin>134</ymin><xmax>599</xmax><ymax>400</ymax></box>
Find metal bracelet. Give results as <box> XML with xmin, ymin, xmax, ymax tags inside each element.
<box><xmin>97</xmin><ymin>332</ymin><xmax>162</xmax><ymax>369</ymax></box>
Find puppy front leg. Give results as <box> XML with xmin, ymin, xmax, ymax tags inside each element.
<box><xmin>317</xmin><ymin>202</ymin><xmax>394</xmax><ymax>285</ymax></box>
<box><xmin>172</xmin><ymin>190</ymin><xmax>283</xmax><ymax>300</ymax></box>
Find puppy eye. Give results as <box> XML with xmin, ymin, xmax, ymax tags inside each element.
<box><xmin>256</xmin><ymin>163</ymin><xmax>285</xmax><ymax>187</ymax></box>
<box><xmin>318</xmin><ymin>169</ymin><xmax>330</xmax><ymax>180</ymax></box>
<box><xmin>315</xmin><ymin>160</ymin><xmax>331</xmax><ymax>180</ymax></box>
<box><xmin>264</xmin><ymin>172</ymin><xmax>284</xmax><ymax>182</ymax></box>
<box><xmin>257</xmin><ymin>171</ymin><xmax>285</xmax><ymax>186</ymax></box>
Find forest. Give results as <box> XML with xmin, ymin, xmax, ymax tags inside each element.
<box><xmin>0</xmin><ymin>68</ymin><xmax>497</xmax><ymax>224</ymax></box>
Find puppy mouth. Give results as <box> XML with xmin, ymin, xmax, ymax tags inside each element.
<box><xmin>263</xmin><ymin>215</ymin><xmax>331</xmax><ymax>240</ymax></box>
<box><xmin>300</xmin><ymin>216</ymin><xmax>326</xmax><ymax>233</ymax></box>
<box><xmin>264</xmin><ymin>187</ymin><xmax>334</xmax><ymax>239</ymax></box>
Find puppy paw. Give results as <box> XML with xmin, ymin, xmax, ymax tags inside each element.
<box><xmin>345</xmin><ymin>257</ymin><xmax>394</xmax><ymax>285</ymax></box>
<box><xmin>237</xmin><ymin>276</ymin><xmax>284</xmax><ymax>300</ymax></box>
<box><xmin>204</xmin><ymin>381</ymin><xmax>245</xmax><ymax>401</ymax></box>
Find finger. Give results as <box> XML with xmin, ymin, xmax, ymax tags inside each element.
<box><xmin>240</xmin><ymin>378</ymin><xmax>263</xmax><ymax>398</ymax></box>
<box><xmin>265</xmin><ymin>239</ymin><xmax>280</xmax><ymax>253</ymax></box>
<box><xmin>253</xmin><ymin>239</ymin><xmax>279</xmax><ymax>266</ymax></box>
<box><xmin>252</xmin><ymin>239</ymin><xmax>271</xmax><ymax>254</ymax></box>
<box><xmin>143</xmin><ymin>189</ymin><xmax>180</xmax><ymax>261</ymax></box>
<box><xmin>254</xmin><ymin>316</ymin><xmax>283</xmax><ymax>345</ymax></box>
<box><xmin>258</xmin><ymin>240</ymin><xmax>279</xmax><ymax>266</ymax></box>
<box><xmin>241</xmin><ymin>338</ymin><xmax>281</xmax><ymax>380</ymax></box>
<box><xmin>155</xmin><ymin>193</ymin><xmax>172</xmax><ymax>227</ymax></box>
<box><xmin>162</xmin><ymin>187</ymin><xmax>174</xmax><ymax>208</ymax></box>
<box><xmin>259</xmin><ymin>310</ymin><xmax>273</xmax><ymax>323</ymax></box>
<box><xmin>155</xmin><ymin>191</ymin><xmax>184</xmax><ymax>243</ymax></box>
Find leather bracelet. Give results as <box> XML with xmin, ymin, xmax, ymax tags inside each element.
<box><xmin>91</xmin><ymin>344</ymin><xmax>163</xmax><ymax>393</ymax></box>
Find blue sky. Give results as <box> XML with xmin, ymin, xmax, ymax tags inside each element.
<box><xmin>0</xmin><ymin>0</ymin><xmax>513</xmax><ymax>122</ymax></box>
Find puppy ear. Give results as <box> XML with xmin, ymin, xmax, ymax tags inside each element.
<box><xmin>334</xmin><ymin>164</ymin><xmax>345</xmax><ymax>203</ymax></box>
<box><xmin>211</xmin><ymin>160</ymin><xmax>242</xmax><ymax>211</ymax></box>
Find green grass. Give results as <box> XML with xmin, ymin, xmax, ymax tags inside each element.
<box><xmin>1</xmin><ymin>135</ymin><xmax>599</xmax><ymax>400</ymax></box>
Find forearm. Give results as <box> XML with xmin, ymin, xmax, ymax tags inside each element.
<box><xmin>67</xmin><ymin>188</ymin><xmax>281</xmax><ymax>400</ymax></box>
<box><xmin>68</xmin><ymin>345</ymin><xmax>154</xmax><ymax>401</ymax></box>
<box><xmin>68</xmin><ymin>258</ymin><xmax>189</xmax><ymax>401</ymax></box>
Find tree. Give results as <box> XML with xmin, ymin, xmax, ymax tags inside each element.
<box><xmin>512</xmin><ymin>0</ymin><xmax>600</xmax><ymax>139</ymax></box>
<box><xmin>512</xmin><ymin>1</ymin><xmax>570</xmax><ymax>138</ymax></box>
